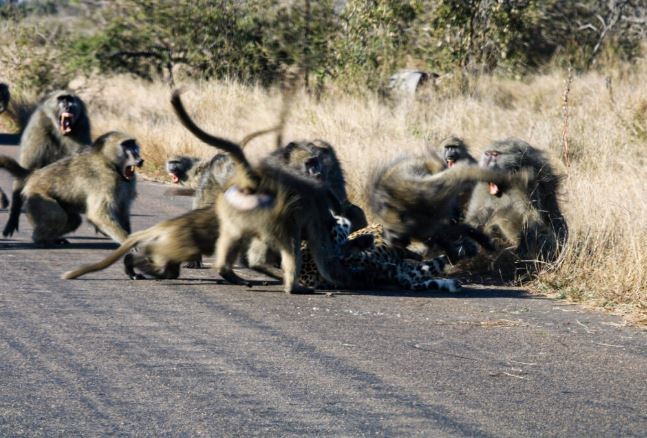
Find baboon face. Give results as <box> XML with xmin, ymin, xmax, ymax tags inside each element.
<box><xmin>439</xmin><ymin>136</ymin><xmax>474</xmax><ymax>168</ymax></box>
<box><xmin>282</xmin><ymin>142</ymin><xmax>325</xmax><ymax>181</ymax></box>
<box><xmin>0</xmin><ymin>83</ymin><xmax>9</xmax><ymax>113</ymax></box>
<box><xmin>119</xmin><ymin>139</ymin><xmax>144</xmax><ymax>181</ymax></box>
<box><xmin>46</xmin><ymin>92</ymin><xmax>84</xmax><ymax>136</ymax></box>
<box><xmin>479</xmin><ymin>140</ymin><xmax>528</xmax><ymax>196</ymax></box>
<box><xmin>96</xmin><ymin>132</ymin><xmax>144</xmax><ymax>181</ymax></box>
<box><xmin>166</xmin><ymin>156</ymin><xmax>198</xmax><ymax>184</ymax></box>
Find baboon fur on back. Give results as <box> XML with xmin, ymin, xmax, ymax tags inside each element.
<box><xmin>63</xmin><ymin>207</ymin><xmax>219</xmax><ymax>280</ymax></box>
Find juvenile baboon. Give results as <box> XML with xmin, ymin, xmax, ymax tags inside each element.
<box><xmin>63</xmin><ymin>207</ymin><xmax>219</xmax><ymax>280</ymax></box>
<box><xmin>171</xmin><ymin>91</ymin><xmax>352</xmax><ymax>293</ymax></box>
<box><xmin>465</xmin><ymin>138</ymin><xmax>567</xmax><ymax>265</ymax></box>
<box><xmin>0</xmin><ymin>131</ymin><xmax>142</xmax><ymax>245</ymax></box>
<box><xmin>4</xmin><ymin>90</ymin><xmax>92</xmax><ymax>237</ymax></box>
<box><xmin>368</xmin><ymin>151</ymin><xmax>515</xmax><ymax>261</ymax></box>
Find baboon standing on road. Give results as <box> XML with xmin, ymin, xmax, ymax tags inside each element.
<box><xmin>3</xmin><ymin>90</ymin><xmax>92</xmax><ymax>237</ymax></box>
<box><xmin>0</xmin><ymin>131</ymin><xmax>142</xmax><ymax>245</ymax></box>
<box><xmin>63</xmin><ymin>206</ymin><xmax>219</xmax><ymax>280</ymax></box>
<box><xmin>0</xmin><ymin>83</ymin><xmax>11</xmax><ymax>208</ymax></box>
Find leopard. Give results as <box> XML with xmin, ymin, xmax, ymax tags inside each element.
<box><xmin>299</xmin><ymin>217</ymin><xmax>462</xmax><ymax>293</ymax></box>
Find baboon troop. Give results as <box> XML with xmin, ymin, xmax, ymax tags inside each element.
<box><xmin>0</xmin><ymin>81</ymin><xmax>567</xmax><ymax>293</ymax></box>
<box><xmin>170</xmin><ymin>90</ymin><xmax>353</xmax><ymax>293</ymax></box>
<box><xmin>4</xmin><ymin>90</ymin><xmax>92</xmax><ymax>237</ymax></box>
<box><xmin>0</xmin><ymin>131</ymin><xmax>142</xmax><ymax>245</ymax></box>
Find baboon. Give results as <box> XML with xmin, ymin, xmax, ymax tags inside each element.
<box><xmin>166</xmin><ymin>155</ymin><xmax>207</xmax><ymax>188</ymax></box>
<box><xmin>278</xmin><ymin>139</ymin><xmax>367</xmax><ymax>231</ymax></box>
<box><xmin>465</xmin><ymin>138</ymin><xmax>568</xmax><ymax>265</ymax></box>
<box><xmin>171</xmin><ymin>90</ymin><xmax>353</xmax><ymax>293</ymax></box>
<box><xmin>63</xmin><ymin>207</ymin><xmax>219</xmax><ymax>280</ymax></box>
<box><xmin>438</xmin><ymin>136</ymin><xmax>479</xmax><ymax>224</ymax></box>
<box><xmin>166</xmin><ymin>153</ymin><xmax>235</xmax><ymax>209</ymax></box>
<box><xmin>0</xmin><ymin>131</ymin><xmax>142</xmax><ymax>245</ymax></box>
<box><xmin>368</xmin><ymin>151</ymin><xmax>515</xmax><ymax>262</ymax></box>
<box><xmin>0</xmin><ymin>83</ymin><xmax>11</xmax><ymax>208</ymax></box>
<box><xmin>0</xmin><ymin>83</ymin><xmax>9</xmax><ymax>114</ymax></box>
<box><xmin>4</xmin><ymin>90</ymin><xmax>92</xmax><ymax>237</ymax></box>
<box><xmin>439</xmin><ymin>135</ymin><xmax>477</xmax><ymax>168</ymax></box>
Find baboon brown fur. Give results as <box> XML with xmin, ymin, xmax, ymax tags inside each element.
<box><xmin>368</xmin><ymin>151</ymin><xmax>516</xmax><ymax>262</ymax></box>
<box><xmin>0</xmin><ymin>83</ymin><xmax>11</xmax><ymax>208</ymax></box>
<box><xmin>438</xmin><ymin>136</ymin><xmax>479</xmax><ymax>223</ymax></box>
<box><xmin>464</xmin><ymin>138</ymin><xmax>568</xmax><ymax>266</ymax></box>
<box><xmin>171</xmin><ymin>90</ymin><xmax>353</xmax><ymax>293</ymax></box>
<box><xmin>3</xmin><ymin>90</ymin><xmax>92</xmax><ymax>237</ymax></box>
<box><xmin>166</xmin><ymin>153</ymin><xmax>235</xmax><ymax>209</ymax></box>
<box><xmin>0</xmin><ymin>131</ymin><xmax>142</xmax><ymax>245</ymax></box>
<box><xmin>62</xmin><ymin>207</ymin><xmax>219</xmax><ymax>280</ymax></box>
<box><xmin>0</xmin><ymin>83</ymin><xmax>9</xmax><ymax>114</ymax></box>
<box><xmin>277</xmin><ymin>139</ymin><xmax>367</xmax><ymax>231</ymax></box>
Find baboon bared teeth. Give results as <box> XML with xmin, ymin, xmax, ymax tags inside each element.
<box><xmin>59</xmin><ymin>112</ymin><xmax>74</xmax><ymax>134</ymax></box>
<box><xmin>488</xmin><ymin>182</ymin><xmax>499</xmax><ymax>196</ymax></box>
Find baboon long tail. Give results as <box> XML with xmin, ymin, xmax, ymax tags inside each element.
<box><xmin>170</xmin><ymin>90</ymin><xmax>252</xmax><ymax>172</ymax></box>
<box><xmin>0</xmin><ymin>155</ymin><xmax>30</xmax><ymax>179</ymax></box>
<box><xmin>61</xmin><ymin>230</ymin><xmax>149</xmax><ymax>279</ymax></box>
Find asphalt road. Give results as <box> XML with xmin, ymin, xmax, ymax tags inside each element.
<box><xmin>0</xmin><ymin>143</ymin><xmax>645</xmax><ymax>436</ymax></box>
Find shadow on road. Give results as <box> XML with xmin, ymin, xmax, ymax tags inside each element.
<box><xmin>0</xmin><ymin>133</ymin><xmax>20</xmax><ymax>145</ymax></box>
<box><xmin>0</xmin><ymin>241</ymin><xmax>119</xmax><ymax>250</ymax></box>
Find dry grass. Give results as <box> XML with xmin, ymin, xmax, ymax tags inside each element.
<box><xmin>12</xmin><ymin>62</ymin><xmax>646</xmax><ymax>322</ymax></box>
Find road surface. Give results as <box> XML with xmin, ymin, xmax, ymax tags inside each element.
<box><xmin>0</xmin><ymin>143</ymin><xmax>645</xmax><ymax>436</ymax></box>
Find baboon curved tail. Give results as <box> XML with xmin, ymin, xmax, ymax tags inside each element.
<box><xmin>62</xmin><ymin>229</ymin><xmax>151</xmax><ymax>279</ymax></box>
<box><xmin>0</xmin><ymin>155</ymin><xmax>31</xmax><ymax>237</ymax></box>
<box><xmin>170</xmin><ymin>90</ymin><xmax>251</xmax><ymax>172</ymax></box>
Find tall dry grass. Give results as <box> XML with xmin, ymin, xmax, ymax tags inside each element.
<box><xmin>66</xmin><ymin>63</ymin><xmax>646</xmax><ymax>321</ymax></box>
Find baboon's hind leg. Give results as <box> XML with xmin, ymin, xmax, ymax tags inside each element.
<box><xmin>27</xmin><ymin>195</ymin><xmax>81</xmax><ymax>245</ymax></box>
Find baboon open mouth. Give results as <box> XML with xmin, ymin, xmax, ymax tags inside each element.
<box><xmin>59</xmin><ymin>112</ymin><xmax>75</xmax><ymax>135</ymax></box>
<box><xmin>123</xmin><ymin>165</ymin><xmax>137</xmax><ymax>181</ymax></box>
<box><xmin>169</xmin><ymin>172</ymin><xmax>180</xmax><ymax>184</ymax></box>
<box><xmin>224</xmin><ymin>186</ymin><xmax>275</xmax><ymax>211</ymax></box>
<box><xmin>447</xmin><ymin>159</ymin><xmax>455</xmax><ymax>168</ymax></box>
<box><xmin>489</xmin><ymin>182</ymin><xmax>500</xmax><ymax>196</ymax></box>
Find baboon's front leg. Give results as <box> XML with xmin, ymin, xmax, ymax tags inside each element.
<box><xmin>214</xmin><ymin>226</ymin><xmax>252</xmax><ymax>287</ymax></box>
<box><xmin>279</xmin><ymin>233</ymin><xmax>313</xmax><ymax>294</ymax></box>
